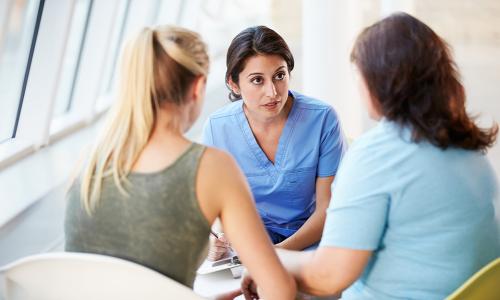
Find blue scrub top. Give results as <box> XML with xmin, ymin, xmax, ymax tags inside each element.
<box><xmin>202</xmin><ymin>90</ymin><xmax>347</xmax><ymax>237</ymax></box>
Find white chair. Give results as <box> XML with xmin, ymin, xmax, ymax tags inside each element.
<box><xmin>0</xmin><ymin>252</ymin><xmax>205</xmax><ymax>300</ymax></box>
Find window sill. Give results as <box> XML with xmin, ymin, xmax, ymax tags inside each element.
<box><xmin>0</xmin><ymin>139</ymin><xmax>37</xmax><ymax>171</ymax></box>
<box><xmin>0</xmin><ymin>118</ymin><xmax>103</xmax><ymax>227</ymax></box>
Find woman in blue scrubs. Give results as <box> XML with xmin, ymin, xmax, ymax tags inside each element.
<box><xmin>202</xmin><ymin>26</ymin><xmax>347</xmax><ymax>254</ymax></box>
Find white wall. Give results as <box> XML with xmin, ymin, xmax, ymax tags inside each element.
<box><xmin>301</xmin><ymin>0</ymin><xmax>500</xmax><ymax>176</ymax></box>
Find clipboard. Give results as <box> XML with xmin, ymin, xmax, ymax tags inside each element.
<box><xmin>197</xmin><ymin>254</ymin><xmax>244</xmax><ymax>278</ymax></box>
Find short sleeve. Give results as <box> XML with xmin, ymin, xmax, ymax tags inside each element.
<box><xmin>201</xmin><ymin>119</ymin><xmax>214</xmax><ymax>146</ymax></box>
<box><xmin>319</xmin><ymin>142</ymin><xmax>390</xmax><ymax>250</ymax></box>
<box><xmin>317</xmin><ymin>107</ymin><xmax>348</xmax><ymax>177</ymax></box>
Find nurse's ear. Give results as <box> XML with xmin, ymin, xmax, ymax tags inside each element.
<box><xmin>227</xmin><ymin>78</ymin><xmax>240</xmax><ymax>96</ymax></box>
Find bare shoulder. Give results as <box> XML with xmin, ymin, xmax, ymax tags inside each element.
<box><xmin>199</xmin><ymin>147</ymin><xmax>241</xmax><ymax>175</ymax></box>
<box><xmin>196</xmin><ymin>146</ymin><xmax>249</xmax><ymax>223</ymax></box>
<box><xmin>197</xmin><ymin>146</ymin><xmax>249</xmax><ymax>195</ymax></box>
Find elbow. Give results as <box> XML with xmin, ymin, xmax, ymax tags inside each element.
<box><xmin>300</xmin><ymin>263</ymin><xmax>349</xmax><ymax>297</ymax></box>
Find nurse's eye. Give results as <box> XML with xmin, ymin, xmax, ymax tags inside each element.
<box><xmin>274</xmin><ymin>72</ymin><xmax>286</xmax><ymax>81</ymax></box>
<box><xmin>250</xmin><ymin>76</ymin><xmax>263</xmax><ymax>85</ymax></box>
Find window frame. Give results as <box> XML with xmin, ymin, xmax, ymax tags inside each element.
<box><xmin>50</xmin><ymin>0</ymin><xmax>94</xmax><ymax>118</ymax></box>
<box><xmin>0</xmin><ymin>0</ymin><xmax>119</xmax><ymax>169</ymax></box>
<box><xmin>0</xmin><ymin>0</ymin><xmax>45</xmax><ymax>144</ymax></box>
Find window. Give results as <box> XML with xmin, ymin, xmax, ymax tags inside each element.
<box><xmin>52</xmin><ymin>0</ymin><xmax>93</xmax><ymax>117</ymax></box>
<box><xmin>96</xmin><ymin>0</ymin><xmax>130</xmax><ymax>109</ymax></box>
<box><xmin>0</xmin><ymin>0</ymin><xmax>42</xmax><ymax>143</ymax></box>
<box><xmin>155</xmin><ymin>0</ymin><xmax>182</xmax><ymax>25</ymax></box>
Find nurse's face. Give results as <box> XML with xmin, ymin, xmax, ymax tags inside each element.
<box><xmin>230</xmin><ymin>54</ymin><xmax>290</xmax><ymax>120</ymax></box>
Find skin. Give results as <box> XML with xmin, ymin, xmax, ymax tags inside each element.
<box><xmin>226</xmin><ymin>54</ymin><xmax>335</xmax><ymax>251</ymax></box>
<box><xmin>352</xmin><ymin>64</ymin><xmax>382</xmax><ymax>120</ymax></box>
<box><xmin>133</xmin><ymin>76</ymin><xmax>296</xmax><ymax>300</ymax></box>
<box><xmin>243</xmin><ymin>248</ymin><xmax>371</xmax><ymax>298</ymax></box>
<box><xmin>240</xmin><ymin>65</ymin><xmax>381</xmax><ymax>299</ymax></box>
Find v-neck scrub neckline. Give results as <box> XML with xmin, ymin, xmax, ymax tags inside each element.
<box><xmin>236</xmin><ymin>94</ymin><xmax>299</xmax><ymax>175</ymax></box>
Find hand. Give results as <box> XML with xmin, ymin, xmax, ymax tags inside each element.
<box><xmin>208</xmin><ymin>232</ymin><xmax>231</xmax><ymax>261</ymax></box>
<box><xmin>215</xmin><ymin>288</ymin><xmax>243</xmax><ymax>300</ymax></box>
<box><xmin>241</xmin><ymin>272</ymin><xmax>260</xmax><ymax>300</ymax></box>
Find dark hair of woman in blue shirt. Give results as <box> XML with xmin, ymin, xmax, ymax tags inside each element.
<box><xmin>225</xmin><ymin>26</ymin><xmax>295</xmax><ymax>101</ymax></box>
<box><xmin>351</xmin><ymin>12</ymin><xmax>498</xmax><ymax>151</ymax></box>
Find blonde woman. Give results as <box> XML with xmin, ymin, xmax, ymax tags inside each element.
<box><xmin>64</xmin><ymin>25</ymin><xmax>296</xmax><ymax>299</ymax></box>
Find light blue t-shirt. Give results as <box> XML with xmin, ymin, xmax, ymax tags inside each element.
<box><xmin>320</xmin><ymin>119</ymin><xmax>500</xmax><ymax>300</ymax></box>
<box><xmin>202</xmin><ymin>90</ymin><xmax>347</xmax><ymax>237</ymax></box>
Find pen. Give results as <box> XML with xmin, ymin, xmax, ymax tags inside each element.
<box><xmin>210</xmin><ymin>230</ymin><xmax>219</xmax><ymax>239</ymax></box>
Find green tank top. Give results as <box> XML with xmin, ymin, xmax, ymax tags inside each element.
<box><xmin>65</xmin><ymin>143</ymin><xmax>210</xmax><ymax>288</ymax></box>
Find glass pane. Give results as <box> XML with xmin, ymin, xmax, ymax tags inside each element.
<box><xmin>0</xmin><ymin>0</ymin><xmax>40</xmax><ymax>142</ymax></box>
<box><xmin>52</xmin><ymin>0</ymin><xmax>92</xmax><ymax>117</ymax></box>
<box><xmin>155</xmin><ymin>0</ymin><xmax>181</xmax><ymax>25</ymax></box>
<box><xmin>98</xmin><ymin>0</ymin><xmax>130</xmax><ymax>101</ymax></box>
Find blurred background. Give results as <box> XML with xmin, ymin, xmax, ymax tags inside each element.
<box><xmin>0</xmin><ymin>0</ymin><xmax>498</xmax><ymax>269</ymax></box>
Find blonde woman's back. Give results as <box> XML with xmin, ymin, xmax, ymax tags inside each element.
<box><xmin>65</xmin><ymin>143</ymin><xmax>210</xmax><ymax>288</ymax></box>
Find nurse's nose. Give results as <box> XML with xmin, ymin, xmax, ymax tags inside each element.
<box><xmin>265</xmin><ymin>81</ymin><xmax>278</xmax><ymax>98</ymax></box>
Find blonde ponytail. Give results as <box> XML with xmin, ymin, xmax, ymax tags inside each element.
<box><xmin>80</xmin><ymin>26</ymin><xmax>209</xmax><ymax>213</ymax></box>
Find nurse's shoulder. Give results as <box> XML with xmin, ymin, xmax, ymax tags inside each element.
<box><xmin>291</xmin><ymin>90</ymin><xmax>332</xmax><ymax>110</ymax></box>
<box><xmin>291</xmin><ymin>90</ymin><xmax>344</xmax><ymax>140</ymax></box>
<box><xmin>202</xmin><ymin>100</ymin><xmax>244</xmax><ymax>145</ymax></box>
<box><xmin>208</xmin><ymin>100</ymin><xmax>243</xmax><ymax>121</ymax></box>
<box><xmin>291</xmin><ymin>90</ymin><xmax>341</xmax><ymax>121</ymax></box>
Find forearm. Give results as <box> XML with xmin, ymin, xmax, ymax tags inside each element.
<box><xmin>276</xmin><ymin>249</ymin><xmax>339</xmax><ymax>296</ymax></box>
<box><xmin>279</xmin><ymin>177</ymin><xmax>333</xmax><ymax>250</ymax></box>
<box><xmin>277</xmin><ymin>247</ymin><xmax>369</xmax><ymax>297</ymax></box>
<box><xmin>276</xmin><ymin>249</ymin><xmax>313</xmax><ymax>282</ymax></box>
<box><xmin>278</xmin><ymin>209</ymin><xmax>325</xmax><ymax>250</ymax></box>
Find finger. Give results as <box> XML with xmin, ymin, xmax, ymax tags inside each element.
<box><xmin>241</xmin><ymin>276</ymin><xmax>251</xmax><ymax>299</ymax></box>
<box><xmin>210</xmin><ymin>244</ymin><xmax>230</xmax><ymax>251</ymax></box>
<box><xmin>207</xmin><ymin>249</ymin><xmax>229</xmax><ymax>261</ymax></box>
<box><xmin>208</xmin><ymin>246</ymin><xmax>230</xmax><ymax>256</ymax></box>
<box><xmin>207</xmin><ymin>252</ymin><xmax>224</xmax><ymax>261</ymax></box>
<box><xmin>214</xmin><ymin>239</ymin><xmax>228</xmax><ymax>247</ymax></box>
<box><xmin>218</xmin><ymin>233</ymin><xmax>233</xmax><ymax>248</ymax></box>
<box><xmin>241</xmin><ymin>277</ymin><xmax>259</xmax><ymax>300</ymax></box>
<box><xmin>210</xmin><ymin>235</ymin><xmax>222</xmax><ymax>244</ymax></box>
<box><xmin>243</xmin><ymin>289</ymin><xmax>258</xmax><ymax>300</ymax></box>
<box><xmin>242</xmin><ymin>285</ymin><xmax>254</xmax><ymax>300</ymax></box>
<box><xmin>211</xmin><ymin>235</ymin><xmax>229</xmax><ymax>247</ymax></box>
<box><xmin>249</xmin><ymin>281</ymin><xmax>258</xmax><ymax>295</ymax></box>
<box><xmin>215</xmin><ymin>288</ymin><xmax>243</xmax><ymax>300</ymax></box>
<box><xmin>218</xmin><ymin>234</ymin><xmax>228</xmax><ymax>243</ymax></box>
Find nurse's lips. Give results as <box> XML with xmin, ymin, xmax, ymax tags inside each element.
<box><xmin>262</xmin><ymin>101</ymin><xmax>280</xmax><ymax>109</ymax></box>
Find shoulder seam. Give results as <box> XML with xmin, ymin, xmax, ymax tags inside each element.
<box><xmin>209</xmin><ymin>110</ymin><xmax>242</xmax><ymax>120</ymax></box>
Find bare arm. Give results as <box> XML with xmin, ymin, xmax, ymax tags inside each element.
<box><xmin>277</xmin><ymin>176</ymin><xmax>334</xmax><ymax>250</ymax></box>
<box><xmin>197</xmin><ymin>148</ymin><xmax>296</xmax><ymax>300</ymax></box>
<box><xmin>277</xmin><ymin>247</ymin><xmax>371</xmax><ymax>296</ymax></box>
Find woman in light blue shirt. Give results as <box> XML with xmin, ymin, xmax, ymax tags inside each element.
<box><xmin>202</xmin><ymin>26</ymin><xmax>347</xmax><ymax>254</ymax></box>
<box><xmin>241</xmin><ymin>13</ymin><xmax>500</xmax><ymax>300</ymax></box>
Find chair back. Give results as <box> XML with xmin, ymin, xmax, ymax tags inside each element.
<box><xmin>446</xmin><ymin>258</ymin><xmax>500</xmax><ymax>300</ymax></box>
<box><xmin>0</xmin><ymin>252</ymin><xmax>205</xmax><ymax>300</ymax></box>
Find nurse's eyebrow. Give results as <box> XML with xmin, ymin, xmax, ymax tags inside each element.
<box><xmin>247</xmin><ymin>72</ymin><xmax>263</xmax><ymax>77</ymax></box>
<box><xmin>247</xmin><ymin>66</ymin><xmax>287</xmax><ymax>77</ymax></box>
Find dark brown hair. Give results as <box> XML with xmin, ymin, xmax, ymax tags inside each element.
<box><xmin>225</xmin><ymin>26</ymin><xmax>294</xmax><ymax>101</ymax></box>
<box><xmin>351</xmin><ymin>12</ymin><xmax>497</xmax><ymax>151</ymax></box>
